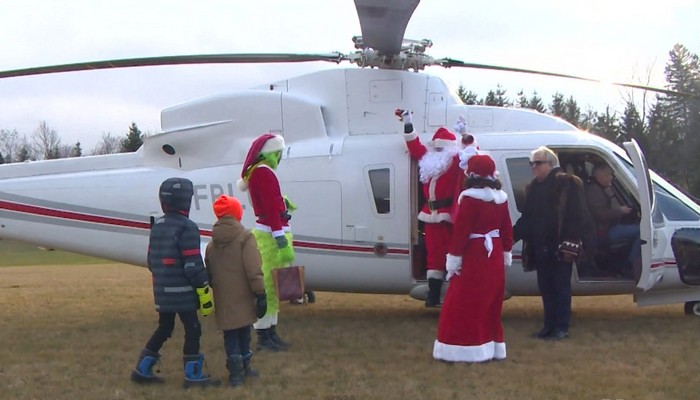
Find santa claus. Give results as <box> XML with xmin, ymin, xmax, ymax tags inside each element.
<box><xmin>397</xmin><ymin>109</ymin><xmax>463</xmax><ymax>307</ymax></box>
<box><xmin>433</xmin><ymin>154</ymin><xmax>513</xmax><ymax>363</ymax></box>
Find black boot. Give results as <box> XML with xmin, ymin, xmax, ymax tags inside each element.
<box><xmin>183</xmin><ymin>353</ymin><xmax>221</xmax><ymax>389</ymax></box>
<box><xmin>269</xmin><ymin>325</ymin><xmax>292</xmax><ymax>349</ymax></box>
<box><xmin>242</xmin><ymin>351</ymin><xmax>259</xmax><ymax>378</ymax></box>
<box><xmin>425</xmin><ymin>278</ymin><xmax>443</xmax><ymax>308</ymax></box>
<box><xmin>130</xmin><ymin>348</ymin><xmax>165</xmax><ymax>384</ymax></box>
<box><xmin>226</xmin><ymin>354</ymin><xmax>244</xmax><ymax>387</ymax></box>
<box><xmin>255</xmin><ymin>328</ymin><xmax>284</xmax><ymax>352</ymax></box>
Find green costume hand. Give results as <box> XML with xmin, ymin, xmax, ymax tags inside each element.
<box><xmin>283</xmin><ymin>195</ymin><xmax>297</xmax><ymax>213</ymax></box>
<box><xmin>277</xmin><ymin>246</ymin><xmax>295</xmax><ymax>265</ymax></box>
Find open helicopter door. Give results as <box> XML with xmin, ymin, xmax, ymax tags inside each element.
<box><xmin>622</xmin><ymin>139</ymin><xmax>661</xmax><ymax>291</ymax></box>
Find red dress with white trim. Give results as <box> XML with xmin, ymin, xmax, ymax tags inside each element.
<box><xmin>433</xmin><ymin>188</ymin><xmax>513</xmax><ymax>362</ymax></box>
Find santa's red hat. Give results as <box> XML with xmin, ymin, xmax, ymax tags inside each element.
<box><xmin>467</xmin><ymin>154</ymin><xmax>497</xmax><ymax>180</ymax></box>
<box><xmin>429</xmin><ymin>127</ymin><xmax>457</xmax><ymax>148</ymax></box>
<box><xmin>237</xmin><ymin>134</ymin><xmax>286</xmax><ymax>191</ymax></box>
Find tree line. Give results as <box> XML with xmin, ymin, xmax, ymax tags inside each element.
<box><xmin>0</xmin><ymin>121</ymin><xmax>145</xmax><ymax>163</ymax></box>
<box><xmin>457</xmin><ymin>43</ymin><xmax>700</xmax><ymax>196</ymax></box>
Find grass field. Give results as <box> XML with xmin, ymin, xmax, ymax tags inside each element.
<box><xmin>0</xmin><ymin>239</ymin><xmax>113</xmax><ymax>267</ymax></box>
<box><xmin>1</xmin><ymin>247</ymin><xmax>699</xmax><ymax>399</ymax></box>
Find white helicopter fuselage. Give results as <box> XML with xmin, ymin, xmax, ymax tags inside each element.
<box><xmin>1</xmin><ymin>67</ymin><xmax>699</xmax><ymax>309</ymax></box>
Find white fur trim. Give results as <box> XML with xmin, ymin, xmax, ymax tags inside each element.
<box><xmin>260</xmin><ymin>135</ymin><xmax>286</xmax><ymax>153</ymax></box>
<box><xmin>459</xmin><ymin>188</ymin><xmax>508</xmax><ymax>204</ymax></box>
<box><xmin>404</xmin><ymin>132</ymin><xmax>418</xmax><ymax>141</ymax></box>
<box><xmin>237</xmin><ymin>178</ymin><xmax>249</xmax><ymax>192</ymax></box>
<box><xmin>253</xmin><ymin>313</ymin><xmax>275</xmax><ymax>329</ymax></box>
<box><xmin>503</xmin><ymin>251</ymin><xmax>512</xmax><ymax>267</ymax></box>
<box><xmin>458</xmin><ymin>146</ymin><xmax>479</xmax><ymax>169</ymax></box>
<box><xmin>433</xmin><ymin>340</ymin><xmax>506</xmax><ymax>363</ymax></box>
<box><xmin>426</xmin><ymin>270</ymin><xmax>446</xmax><ymax>280</ymax></box>
<box><xmin>431</xmin><ymin>138</ymin><xmax>457</xmax><ymax>148</ymax></box>
<box><xmin>417</xmin><ymin>211</ymin><xmax>452</xmax><ymax>223</ymax></box>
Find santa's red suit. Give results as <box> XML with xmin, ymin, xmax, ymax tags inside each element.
<box><xmin>433</xmin><ymin>155</ymin><xmax>513</xmax><ymax>363</ymax></box>
<box><xmin>404</xmin><ymin>127</ymin><xmax>463</xmax><ymax>270</ymax></box>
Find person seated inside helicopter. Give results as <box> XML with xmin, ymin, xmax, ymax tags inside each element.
<box><xmin>585</xmin><ymin>163</ymin><xmax>641</xmax><ymax>278</ymax></box>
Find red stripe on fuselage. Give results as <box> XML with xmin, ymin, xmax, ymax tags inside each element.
<box><xmin>0</xmin><ymin>200</ymin><xmax>410</xmax><ymax>256</ymax></box>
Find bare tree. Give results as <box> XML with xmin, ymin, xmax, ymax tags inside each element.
<box><xmin>32</xmin><ymin>121</ymin><xmax>62</xmax><ymax>160</ymax></box>
<box><xmin>91</xmin><ymin>132</ymin><xmax>120</xmax><ymax>155</ymax></box>
<box><xmin>0</xmin><ymin>128</ymin><xmax>20</xmax><ymax>163</ymax></box>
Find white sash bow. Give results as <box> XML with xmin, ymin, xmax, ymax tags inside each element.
<box><xmin>468</xmin><ymin>229</ymin><xmax>500</xmax><ymax>258</ymax></box>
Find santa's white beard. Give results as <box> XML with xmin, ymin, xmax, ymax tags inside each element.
<box><xmin>419</xmin><ymin>148</ymin><xmax>458</xmax><ymax>183</ymax></box>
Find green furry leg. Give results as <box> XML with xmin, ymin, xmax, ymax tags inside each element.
<box><xmin>252</xmin><ymin>230</ymin><xmax>294</xmax><ymax>315</ymax></box>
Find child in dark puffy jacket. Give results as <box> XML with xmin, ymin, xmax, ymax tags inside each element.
<box><xmin>130</xmin><ymin>177</ymin><xmax>219</xmax><ymax>388</ymax></box>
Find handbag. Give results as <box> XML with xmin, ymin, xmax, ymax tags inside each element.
<box><xmin>273</xmin><ymin>266</ymin><xmax>305</xmax><ymax>301</ymax></box>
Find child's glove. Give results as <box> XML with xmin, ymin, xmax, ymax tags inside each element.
<box><xmin>196</xmin><ymin>285</ymin><xmax>214</xmax><ymax>317</ymax></box>
<box><xmin>255</xmin><ymin>292</ymin><xmax>267</xmax><ymax>319</ymax></box>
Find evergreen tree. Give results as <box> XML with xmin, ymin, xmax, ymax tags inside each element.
<box><xmin>515</xmin><ymin>90</ymin><xmax>528</xmax><ymax>108</ymax></box>
<box><xmin>563</xmin><ymin>96</ymin><xmax>581</xmax><ymax>127</ymax></box>
<box><xmin>591</xmin><ymin>106</ymin><xmax>620</xmax><ymax>142</ymax></box>
<box><xmin>527</xmin><ymin>91</ymin><xmax>546</xmax><ymax>113</ymax></box>
<box><xmin>0</xmin><ymin>152</ymin><xmax>4</xmax><ymax>164</ymax></box>
<box><xmin>456</xmin><ymin>84</ymin><xmax>479</xmax><ymax>105</ymax></box>
<box><xmin>70</xmin><ymin>141</ymin><xmax>82</xmax><ymax>157</ymax></box>
<box><xmin>620</xmin><ymin>101</ymin><xmax>644</xmax><ymax>143</ymax></box>
<box><xmin>549</xmin><ymin>92</ymin><xmax>566</xmax><ymax>117</ymax></box>
<box><xmin>120</xmin><ymin>122</ymin><xmax>143</xmax><ymax>152</ymax></box>
<box><xmin>579</xmin><ymin>108</ymin><xmax>598</xmax><ymax>131</ymax></box>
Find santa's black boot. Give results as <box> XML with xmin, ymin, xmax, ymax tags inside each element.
<box><xmin>425</xmin><ymin>278</ymin><xmax>443</xmax><ymax>308</ymax></box>
<box><xmin>255</xmin><ymin>329</ymin><xmax>284</xmax><ymax>352</ymax></box>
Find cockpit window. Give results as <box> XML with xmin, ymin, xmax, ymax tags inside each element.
<box><xmin>655</xmin><ymin>184</ymin><xmax>700</xmax><ymax>221</ymax></box>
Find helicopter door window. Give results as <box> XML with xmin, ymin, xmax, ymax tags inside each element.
<box><xmin>504</xmin><ymin>157</ymin><xmax>533</xmax><ymax>213</ymax></box>
<box><xmin>368</xmin><ymin>168</ymin><xmax>391</xmax><ymax>214</ymax></box>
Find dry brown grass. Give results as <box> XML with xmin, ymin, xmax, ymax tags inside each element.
<box><xmin>1</xmin><ymin>264</ymin><xmax>700</xmax><ymax>400</ymax></box>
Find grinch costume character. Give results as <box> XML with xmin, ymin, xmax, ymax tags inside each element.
<box><xmin>237</xmin><ymin>133</ymin><xmax>295</xmax><ymax>352</ymax></box>
<box><xmin>398</xmin><ymin>109</ymin><xmax>463</xmax><ymax>307</ymax></box>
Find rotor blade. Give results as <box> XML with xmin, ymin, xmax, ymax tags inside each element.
<box><xmin>438</xmin><ymin>58</ymin><xmax>696</xmax><ymax>98</ymax></box>
<box><xmin>0</xmin><ymin>53</ymin><xmax>346</xmax><ymax>79</ymax></box>
<box><xmin>354</xmin><ymin>0</ymin><xmax>420</xmax><ymax>55</ymax></box>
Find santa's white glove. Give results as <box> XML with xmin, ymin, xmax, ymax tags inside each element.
<box><xmin>503</xmin><ymin>251</ymin><xmax>512</xmax><ymax>267</ymax></box>
<box><xmin>445</xmin><ymin>254</ymin><xmax>462</xmax><ymax>281</ymax></box>
<box><xmin>454</xmin><ymin>115</ymin><xmax>467</xmax><ymax>134</ymax></box>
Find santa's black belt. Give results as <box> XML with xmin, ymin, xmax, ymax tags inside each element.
<box><xmin>427</xmin><ymin>198</ymin><xmax>452</xmax><ymax>210</ymax></box>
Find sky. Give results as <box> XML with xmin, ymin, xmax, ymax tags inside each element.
<box><xmin>0</xmin><ymin>0</ymin><xmax>698</xmax><ymax>152</ymax></box>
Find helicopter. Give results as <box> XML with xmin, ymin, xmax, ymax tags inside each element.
<box><xmin>2</xmin><ymin>0</ymin><xmax>700</xmax><ymax>314</ymax></box>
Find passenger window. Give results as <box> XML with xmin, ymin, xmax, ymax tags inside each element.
<box><xmin>368</xmin><ymin>168</ymin><xmax>391</xmax><ymax>214</ymax></box>
<box><xmin>505</xmin><ymin>157</ymin><xmax>532</xmax><ymax>212</ymax></box>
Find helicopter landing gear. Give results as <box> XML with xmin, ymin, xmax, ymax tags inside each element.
<box><xmin>289</xmin><ymin>290</ymin><xmax>316</xmax><ymax>305</ymax></box>
<box><xmin>684</xmin><ymin>301</ymin><xmax>700</xmax><ymax>316</ymax></box>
